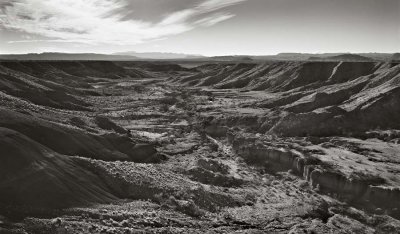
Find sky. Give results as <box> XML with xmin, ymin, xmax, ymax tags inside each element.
<box><xmin>0</xmin><ymin>0</ymin><xmax>399</xmax><ymax>56</ymax></box>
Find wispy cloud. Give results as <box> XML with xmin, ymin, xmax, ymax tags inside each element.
<box><xmin>0</xmin><ymin>0</ymin><xmax>247</xmax><ymax>45</ymax></box>
<box><xmin>197</xmin><ymin>0</ymin><xmax>247</xmax><ymax>12</ymax></box>
<box><xmin>195</xmin><ymin>13</ymin><xmax>234</xmax><ymax>27</ymax></box>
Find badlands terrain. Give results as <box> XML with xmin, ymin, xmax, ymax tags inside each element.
<box><xmin>0</xmin><ymin>59</ymin><xmax>400</xmax><ymax>233</ymax></box>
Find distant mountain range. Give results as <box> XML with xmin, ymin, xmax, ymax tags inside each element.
<box><xmin>0</xmin><ymin>52</ymin><xmax>398</xmax><ymax>62</ymax></box>
<box><xmin>0</xmin><ymin>52</ymin><xmax>204</xmax><ymax>61</ymax></box>
<box><xmin>0</xmin><ymin>53</ymin><xmax>139</xmax><ymax>61</ymax></box>
<box><xmin>308</xmin><ymin>54</ymin><xmax>373</xmax><ymax>62</ymax></box>
<box><xmin>112</xmin><ymin>51</ymin><xmax>205</xmax><ymax>59</ymax></box>
<box><xmin>244</xmin><ymin>53</ymin><xmax>396</xmax><ymax>62</ymax></box>
<box><xmin>203</xmin><ymin>53</ymin><xmax>398</xmax><ymax>62</ymax></box>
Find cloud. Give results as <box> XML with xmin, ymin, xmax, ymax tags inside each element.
<box><xmin>197</xmin><ymin>0</ymin><xmax>247</xmax><ymax>12</ymax></box>
<box><xmin>160</xmin><ymin>9</ymin><xmax>196</xmax><ymax>25</ymax></box>
<box><xmin>0</xmin><ymin>0</ymin><xmax>247</xmax><ymax>45</ymax></box>
<box><xmin>195</xmin><ymin>13</ymin><xmax>234</xmax><ymax>27</ymax></box>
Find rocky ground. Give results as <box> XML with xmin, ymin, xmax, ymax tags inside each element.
<box><xmin>0</xmin><ymin>60</ymin><xmax>400</xmax><ymax>233</ymax></box>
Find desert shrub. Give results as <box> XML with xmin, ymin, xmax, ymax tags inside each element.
<box><xmin>159</xmin><ymin>104</ymin><xmax>169</xmax><ymax>112</ymax></box>
<box><xmin>70</xmin><ymin>117</ymin><xmax>86</xmax><ymax>128</ymax></box>
<box><xmin>159</xmin><ymin>96</ymin><xmax>178</xmax><ymax>105</ymax></box>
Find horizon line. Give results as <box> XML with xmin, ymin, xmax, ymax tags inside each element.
<box><xmin>0</xmin><ymin>51</ymin><xmax>398</xmax><ymax>57</ymax></box>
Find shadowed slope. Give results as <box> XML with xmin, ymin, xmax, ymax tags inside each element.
<box><xmin>0</xmin><ymin>127</ymin><xmax>117</xmax><ymax>213</ymax></box>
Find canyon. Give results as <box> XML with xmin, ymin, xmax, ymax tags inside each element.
<box><xmin>0</xmin><ymin>60</ymin><xmax>400</xmax><ymax>233</ymax></box>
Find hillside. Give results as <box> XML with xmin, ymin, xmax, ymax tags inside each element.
<box><xmin>172</xmin><ymin>61</ymin><xmax>400</xmax><ymax>136</ymax></box>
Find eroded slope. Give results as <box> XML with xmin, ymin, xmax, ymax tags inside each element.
<box><xmin>1</xmin><ymin>61</ymin><xmax>400</xmax><ymax>233</ymax></box>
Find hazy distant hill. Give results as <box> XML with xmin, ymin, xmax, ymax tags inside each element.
<box><xmin>254</xmin><ymin>53</ymin><xmax>344</xmax><ymax>61</ymax></box>
<box><xmin>308</xmin><ymin>54</ymin><xmax>373</xmax><ymax>62</ymax></box>
<box><xmin>206</xmin><ymin>53</ymin><xmax>395</xmax><ymax>62</ymax></box>
<box><xmin>257</xmin><ymin>53</ymin><xmax>394</xmax><ymax>61</ymax></box>
<box><xmin>207</xmin><ymin>56</ymin><xmax>254</xmax><ymax>61</ymax></box>
<box><xmin>0</xmin><ymin>53</ymin><xmax>139</xmax><ymax>61</ymax></box>
<box><xmin>391</xmin><ymin>53</ymin><xmax>400</xmax><ymax>61</ymax></box>
<box><xmin>113</xmin><ymin>51</ymin><xmax>205</xmax><ymax>59</ymax></box>
<box><xmin>358</xmin><ymin>53</ymin><xmax>395</xmax><ymax>61</ymax></box>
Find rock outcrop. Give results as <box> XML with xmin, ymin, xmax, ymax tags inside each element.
<box><xmin>230</xmin><ymin>133</ymin><xmax>400</xmax><ymax>216</ymax></box>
